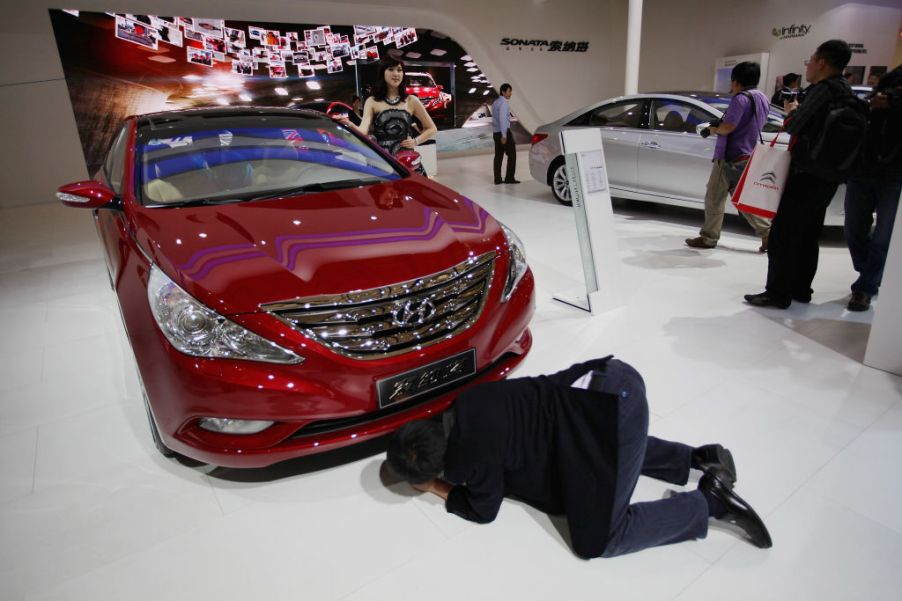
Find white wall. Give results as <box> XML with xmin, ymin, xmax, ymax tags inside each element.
<box><xmin>639</xmin><ymin>0</ymin><xmax>902</xmax><ymax>94</ymax></box>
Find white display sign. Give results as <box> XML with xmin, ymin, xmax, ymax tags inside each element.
<box><xmin>555</xmin><ymin>128</ymin><xmax>621</xmax><ymax>314</ymax></box>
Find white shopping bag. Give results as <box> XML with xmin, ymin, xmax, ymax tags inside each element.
<box><xmin>731</xmin><ymin>138</ymin><xmax>791</xmax><ymax>219</ymax></box>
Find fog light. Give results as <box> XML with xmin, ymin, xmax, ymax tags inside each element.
<box><xmin>199</xmin><ymin>417</ymin><xmax>274</xmax><ymax>434</ymax></box>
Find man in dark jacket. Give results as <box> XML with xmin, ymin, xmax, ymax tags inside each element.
<box><xmin>843</xmin><ymin>64</ymin><xmax>902</xmax><ymax>311</ymax></box>
<box><xmin>386</xmin><ymin>356</ymin><xmax>772</xmax><ymax>558</ymax></box>
<box><xmin>745</xmin><ymin>40</ymin><xmax>856</xmax><ymax>309</ymax></box>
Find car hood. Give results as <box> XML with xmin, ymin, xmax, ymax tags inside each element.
<box><xmin>132</xmin><ymin>178</ymin><xmax>502</xmax><ymax>315</ymax></box>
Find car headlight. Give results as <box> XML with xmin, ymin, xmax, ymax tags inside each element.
<box><xmin>500</xmin><ymin>223</ymin><xmax>528</xmax><ymax>302</ymax></box>
<box><xmin>147</xmin><ymin>265</ymin><xmax>302</xmax><ymax>364</ymax></box>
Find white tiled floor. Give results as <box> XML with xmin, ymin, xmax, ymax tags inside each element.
<box><xmin>1</xmin><ymin>150</ymin><xmax>900</xmax><ymax>600</ymax></box>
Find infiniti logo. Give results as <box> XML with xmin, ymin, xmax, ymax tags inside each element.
<box><xmin>392</xmin><ymin>298</ymin><xmax>437</xmax><ymax>327</ymax></box>
<box><xmin>759</xmin><ymin>171</ymin><xmax>778</xmax><ymax>184</ymax></box>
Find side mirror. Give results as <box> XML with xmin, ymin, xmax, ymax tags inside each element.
<box><xmin>395</xmin><ymin>150</ymin><xmax>422</xmax><ymax>172</ymax></box>
<box><xmin>56</xmin><ymin>180</ymin><xmax>117</xmax><ymax>209</ymax></box>
<box><xmin>696</xmin><ymin>123</ymin><xmax>710</xmax><ymax>136</ymax></box>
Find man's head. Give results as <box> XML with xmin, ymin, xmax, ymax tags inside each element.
<box><xmin>386</xmin><ymin>420</ymin><xmax>447</xmax><ymax>484</ymax></box>
<box><xmin>806</xmin><ymin>40</ymin><xmax>852</xmax><ymax>84</ymax></box>
<box><xmin>783</xmin><ymin>72</ymin><xmax>801</xmax><ymax>88</ymax></box>
<box><xmin>352</xmin><ymin>95</ymin><xmax>361</xmax><ymax>109</ymax></box>
<box><xmin>499</xmin><ymin>83</ymin><xmax>513</xmax><ymax>99</ymax></box>
<box><xmin>730</xmin><ymin>62</ymin><xmax>761</xmax><ymax>91</ymax></box>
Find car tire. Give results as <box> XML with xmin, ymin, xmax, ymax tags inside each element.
<box><xmin>549</xmin><ymin>159</ymin><xmax>573</xmax><ymax>206</ymax></box>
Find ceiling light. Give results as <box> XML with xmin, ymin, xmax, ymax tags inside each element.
<box><xmin>430</xmin><ymin>49</ymin><xmax>447</xmax><ymax>56</ymax></box>
<box><xmin>306</xmin><ymin>81</ymin><xmax>321</xmax><ymax>90</ymax></box>
<box><xmin>183</xmin><ymin>74</ymin><xmax>201</xmax><ymax>81</ymax></box>
<box><xmin>274</xmin><ymin>87</ymin><xmax>288</xmax><ymax>96</ymax></box>
<box><xmin>468</xmin><ymin>87</ymin><xmax>476</xmax><ymax>94</ymax></box>
<box><xmin>406</xmin><ymin>52</ymin><xmax>421</xmax><ymax>59</ymax></box>
<box><xmin>483</xmin><ymin>90</ymin><xmax>490</xmax><ymax>95</ymax></box>
<box><xmin>467</xmin><ymin>68</ymin><xmax>478</xmax><ymax>72</ymax></box>
<box><xmin>216</xmin><ymin>97</ymin><xmax>229</xmax><ymax>106</ymax></box>
<box><xmin>239</xmin><ymin>93</ymin><xmax>252</xmax><ymax>102</ymax></box>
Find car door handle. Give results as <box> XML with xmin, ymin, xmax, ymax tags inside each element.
<box><xmin>641</xmin><ymin>141</ymin><xmax>661</xmax><ymax>149</ymax></box>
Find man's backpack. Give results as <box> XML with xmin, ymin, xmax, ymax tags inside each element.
<box><xmin>804</xmin><ymin>80</ymin><xmax>869</xmax><ymax>182</ymax></box>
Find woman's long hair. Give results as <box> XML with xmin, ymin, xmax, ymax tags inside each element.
<box><xmin>372</xmin><ymin>58</ymin><xmax>409</xmax><ymax>102</ymax></box>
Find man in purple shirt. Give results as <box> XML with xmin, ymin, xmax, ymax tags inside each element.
<box><xmin>686</xmin><ymin>62</ymin><xmax>772</xmax><ymax>251</ymax></box>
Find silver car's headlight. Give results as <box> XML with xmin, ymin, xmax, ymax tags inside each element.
<box><xmin>147</xmin><ymin>265</ymin><xmax>302</xmax><ymax>364</ymax></box>
<box><xmin>500</xmin><ymin>223</ymin><xmax>528</xmax><ymax>302</ymax></box>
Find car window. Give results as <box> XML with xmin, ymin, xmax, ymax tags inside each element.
<box><xmin>649</xmin><ymin>99</ymin><xmax>713</xmax><ymax>133</ymax></box>
<box><xmin>103</xmin><ymin>124</ymin><xmax>129</xmax><ymax>194</ymax></box>
<box><xmin>135</xmin><ymin>116</ymin><xmax>401</xmax><ymax>206</ymax></box>
<box><xmin>706</xmin><ymin>98</ymin><xmax>786</xmax><ymax>133</ymax></box>
<box><xmin>571</xmin><ymin>101</ymin><xmax>643</xmax><ymax>128</ymax></box>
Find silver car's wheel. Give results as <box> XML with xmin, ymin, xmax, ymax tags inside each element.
<box><xmin>550</xmin><ymin>161</ymin><xmax>572</xmax><ymax>206</ymax></box>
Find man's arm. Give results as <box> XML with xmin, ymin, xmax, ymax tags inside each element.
<box><xmin>784</xmin><ymin>82</ymin><xmax>832</xmax><ymax>135</ymax></box>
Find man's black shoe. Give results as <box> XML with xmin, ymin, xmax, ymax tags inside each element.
<box><xmin>847</xmin><ymin>291</ymin><xmax>871</xmax><ymax>311</ymax></box>
<box><xmin>699</xmin><ymin>470</ymin><xmax>773</xmax><ymax>548</ymax></box>
<box><xmin>744</xmin><ymin>292</ymin><xmax>790</xmax><ymax>309</ymax></box>
<box><xmin>504</xmin><ymin>179</ymin><xmax>521</xmax><ymax>184</ymax></box>
<box><xmin>791</xmin><ymin>294</ymin><xmax>811</xmax><ymax>303</ymax></box>
<box><xmin>692</xmin><ymin>444</ymin><xmax>737</xmax><ymax>485</ymax></box>
<box><xmin>494</xmin><ymin>180</ymin><xmax>503</xmax><ymax>185</ymax></box>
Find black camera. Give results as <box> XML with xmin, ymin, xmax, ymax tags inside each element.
<box><xmin>699</xmin><ymin>118</ymin><xmax>722</xmax><ymax>138</ymax></box>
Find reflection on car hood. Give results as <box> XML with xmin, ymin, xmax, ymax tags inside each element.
<box><xmin>133</xmin><ymin>179</ymin><xmax>501</xmax><ymax>315</ymax></box>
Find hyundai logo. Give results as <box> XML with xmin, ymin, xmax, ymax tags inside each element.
<box><xmin>392</xmin><ymin>298</ymin><xmax>437</xmax><ymax>327</ymax></box>
<box><xmin>759</xmin><ymin>171</ymin><xmax>778</xmax><ymax>184</ymax></box>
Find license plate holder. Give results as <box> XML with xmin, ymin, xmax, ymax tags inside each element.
<box><xmin>377</xmin><ymin>349</ymin><xmax>477</xmax><ymax>408</ymax></box>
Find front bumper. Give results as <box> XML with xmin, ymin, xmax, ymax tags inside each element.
<box><xmin>119</xmin><ymin>243</ymin><xmax>536</xmax><ymax>467</ymax></box>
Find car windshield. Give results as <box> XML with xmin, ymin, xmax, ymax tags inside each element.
<box><xmin>407</xmin><ymin>75</ymin><xmax>434</xmax><ymax>87</ymax></box>
<box><xmin>703</xmin><ymin>96</ymin><xmax>787</xmax><ymax>133</ymax></box>
<box><xmin>136</xmin><ymin>114</ymin><xmax>400</xmax><ymax>206</ymax></box>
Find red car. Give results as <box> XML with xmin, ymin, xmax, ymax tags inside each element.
<box><xmin>57</xmin><ymin>108</ymin><xmax>534</xmax><ymax>468</ymax></box>
<box><xmin>406</xmin><ymin>72</ymin><xmax>452</xmax><ymax>120</ymax></box>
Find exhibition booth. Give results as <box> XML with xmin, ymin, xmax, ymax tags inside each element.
<box><xmin>1</xmin><ymin>0</ymin><xmax>902</xmax><ymax>598</ymax></box>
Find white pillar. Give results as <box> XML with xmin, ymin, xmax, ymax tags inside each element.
<box><xmin>864</xmin><ymin>189</ymin><xmax>902</xmax><ymax>376</ymax></box>
<box><xmin>625</xmin><ymin>0</ymin><xmax>643</xmax><ymax>95</ymax></box>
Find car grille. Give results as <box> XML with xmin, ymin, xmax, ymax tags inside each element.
<box><xmin>263</xmin><ymin>252</ymin><xmax>496</xmax><ymax>359</ymax></box>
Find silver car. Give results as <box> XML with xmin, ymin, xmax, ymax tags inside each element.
<box><xmin>528</xmin><ymin>91</ymin><xmax>845</xmax><ymax>226</ymax></box>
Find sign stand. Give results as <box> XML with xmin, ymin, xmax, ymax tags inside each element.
<box><xmin>553</xmin><ymin>128</ymin><xmax>622</xmax><ymax>314</ymax></box>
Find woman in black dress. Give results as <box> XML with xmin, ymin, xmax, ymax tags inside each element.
<box><xmin>341</xmin><ymin>58</ymin><xmax>437</xmax><ymax>170</ymax></box>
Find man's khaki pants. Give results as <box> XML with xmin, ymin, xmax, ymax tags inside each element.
<box><xmin>698</xmin><ymin>159</ymin><xmax>770</xmax><ymax>245</ymax></box>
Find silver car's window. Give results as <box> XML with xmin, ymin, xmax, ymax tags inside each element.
<box><xmin>649</xmin><ymin>100</ymin><xmax>713</xmax><ymax>134</ymax></box>
<box><xmin>588</xmin><ymin>101</ymin><xmax>643</xmax><ymax>128</ymax></box>
<box><xmin>706</xmin><ymin>99</ymin><xmax>786</xmax><ymax>133</ymax></box>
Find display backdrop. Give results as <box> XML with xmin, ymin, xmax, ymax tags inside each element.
<box><xmin>49</xmin><ymin>9</ymin><xmax>529</xmax><ymax>174</ymax></box>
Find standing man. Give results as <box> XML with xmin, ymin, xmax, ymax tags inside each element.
<box><xmin>771</xmin><ymin>72</ymin><xmax>801</xmax><ymax>106</ymax></box>
<box><xmin>386</xmin><ymin>356</ymin><xmax>772</xmax><ymax>559</ymax></box>
<box><xmin>492</xmin><ymin>83</ymin><xmax>519</xmax><ymax>184</ymax></box>
<box><xmin>843</xmin><ymin>64</ymin><xmax>902</xmax><ymax>311</ymax></box>
<box><xmin>745</xmin><ymin>40</ymin><xmax>857</xmax><ymax>309</ymax></box>
<box><xmin>686</xmin><ymin>62</ymin><xmax>772</xmax><ymax>251</ymax></box>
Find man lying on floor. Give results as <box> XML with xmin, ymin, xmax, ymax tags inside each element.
<box><xmin>385</xmin><ymin>355</ymin><xmax>772</xmax><ymax>558</ymax></box>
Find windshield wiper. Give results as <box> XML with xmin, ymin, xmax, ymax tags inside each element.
<box><xmin>164</xmin><ymin>197</ymin><xmax>248</xmax><ymax>208</ymax></box>
<box><xmin>250</xmin><ymin>177</ymin><xmax>384</xmax><ymax>200</ymax></box>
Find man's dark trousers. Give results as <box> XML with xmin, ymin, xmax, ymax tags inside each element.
<box><xmin>593</xmin><ymin>360</ymin><xmax>709</xmax><ymax>557</ymax></box>
<box><xmin>493</xmin><ymin>128</ymin><xmax>516</xmax><ymax>183</ymax></box>
<box><xmin>765</xmin><ymin>169</ymin><xmax>839</xmax><ymax>303</ymax></box>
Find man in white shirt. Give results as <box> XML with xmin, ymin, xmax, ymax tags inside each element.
<box><xmin>491</xmin><ymin>83</ymin><xmax>519</xmax><ymax>184</ymax></box>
